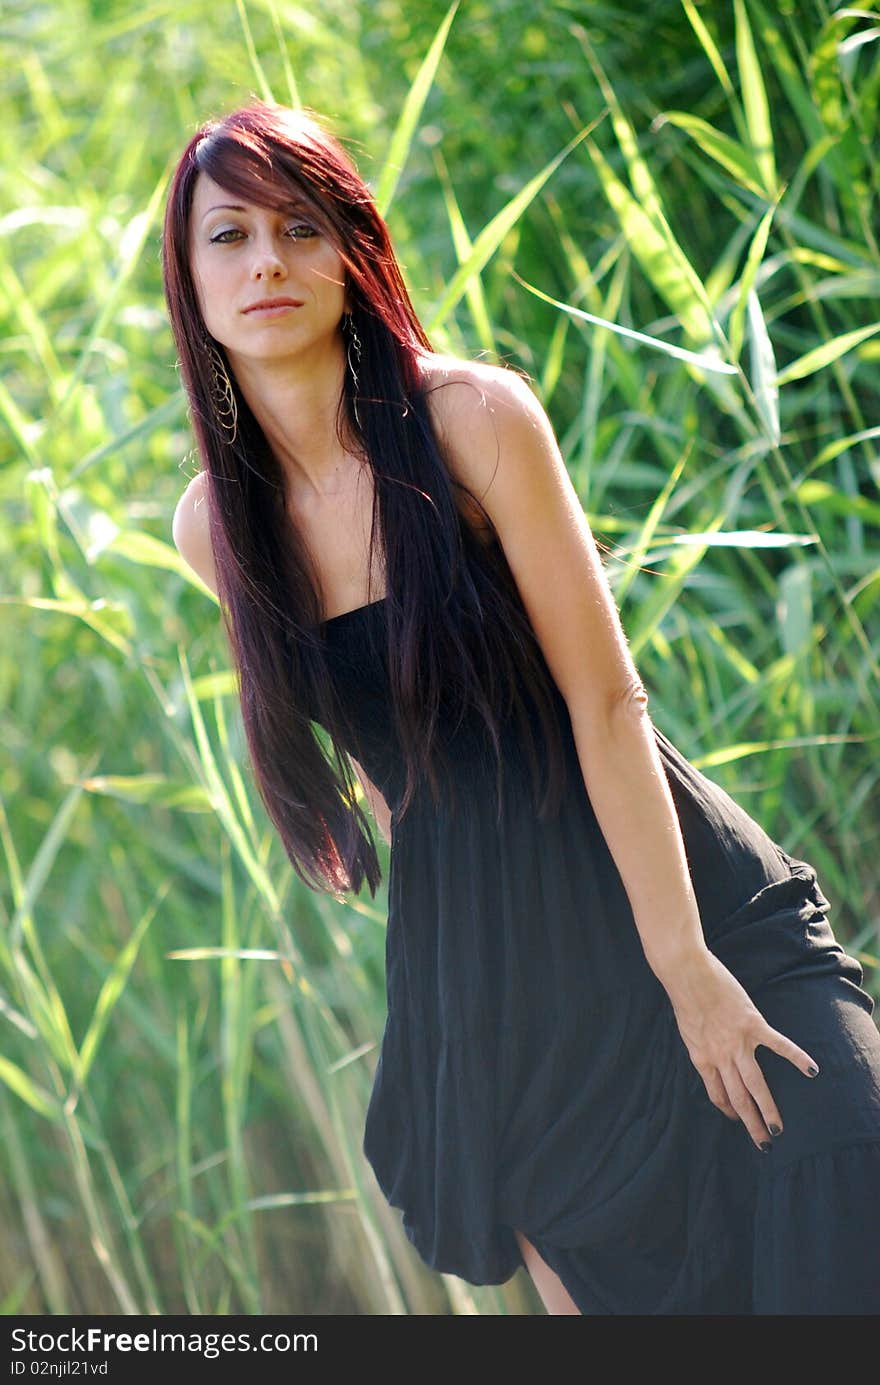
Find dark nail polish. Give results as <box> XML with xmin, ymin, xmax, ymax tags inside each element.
<box><xmin>808</xmin><ymin>1065</ymin><xmax>819</xmax><ymax>1078</ymax></box>
<box><xmin>769</xmin><ymin>1124</ymin><xmax>782</xmax><ymax>1137</ymax></box>
<box><xmin>759</xmin><ymin>1141</ymin><xmax>772</xmax><ymax>1153</ymax></box>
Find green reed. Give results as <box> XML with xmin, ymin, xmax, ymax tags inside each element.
<box><xmin>0</xmin><ymin>0</ymin><xmax>877</xmax><ymax>1315</ymax></box>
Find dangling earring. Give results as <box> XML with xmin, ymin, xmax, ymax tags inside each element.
<box><xmin>206</xmin><ymin>338</ymin><xmax>238</xmax><ymax>446</ymax></box>
<box><xmin>344</xmin><ymin>311</ymin><xmax>363</xmax><ymax>429</ymax></box>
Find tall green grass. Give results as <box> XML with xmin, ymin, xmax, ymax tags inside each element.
<box><xmin>0</xmin><ymin>0</ymin><xmax>877</xmax><ymax>1313</ymax></box>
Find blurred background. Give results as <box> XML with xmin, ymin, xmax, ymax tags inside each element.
<box><xmin>1</xmin><ymin>0</ymin><xmax>878</xmax><ymax>1314</ymax></box>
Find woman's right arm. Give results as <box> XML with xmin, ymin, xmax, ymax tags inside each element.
<box><xmin>171</xmin><ymin>473</ymin><xmax>393</xmax><ymax>848</ymax></box>
<box><xmin>350</xmin><ymin>757</ymin><xmax>393</xmax><ymax>847</ymax></box>
<box><xmin>172</xmin><ymin>471</ymin><xmax>218</xmax><ymax>595</ymax></box>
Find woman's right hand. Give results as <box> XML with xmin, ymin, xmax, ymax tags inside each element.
<box><xmin>659</xmin><ymin>944</ymin><xmax>820</xmax><ymax>1150</ymax></box>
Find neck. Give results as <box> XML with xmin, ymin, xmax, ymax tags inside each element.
<box><xmin>226</xmin><ymin>335</ymin><xmax>361</xmax><ymax>502</ymax></box>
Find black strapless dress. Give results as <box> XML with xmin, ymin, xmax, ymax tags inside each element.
<box><xmin>315</xmin><ymin>597</ymin><xmax>880</xmax><ymax>1314</ymax></box>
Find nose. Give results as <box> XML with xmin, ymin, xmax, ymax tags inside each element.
<box><xmin>250</xmin><ymin>242</ymin><xmax>287</xmax><ymax>282</ymax></box>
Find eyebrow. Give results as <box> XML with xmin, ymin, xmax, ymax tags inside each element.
<box><xmin>202</xmin><ymin>204</ymin><xmax>247</xmax><ymax>220</ymax></box>
<box><xmin>201</xmin><ymin>202</ymin><xmax>314</xmax><ymax>222</ymax></box>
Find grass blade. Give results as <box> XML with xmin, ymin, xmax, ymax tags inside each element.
<box><xmin>729</xmin><ymin>195</ymin><xmax>783</xmax><ymax>362</ymax></box>
<box><xmin>374</xmin><ymin>0</ymin><xmax>460</xmax><ymax>217</ymax></box>
<box><xmin>0</xmin><ymin>376</ymin><xmax>40</xmax><ymax>467</ymax></box>
<box><xmin>651</xmin><ymin>112</ymin><xmax>765</xmax><ymax>197</ymax></box>
<box><xmin>427</xmin><ymin>122</ymin><xmax>597</xmax><ymax>332</ymax></box>
<box><xmin>0</xmin><ymin>595</ymin><xmax>134</xmax><ymax>660</ymax></box>
<box><xmin>54</xmin><ymin>159</ymin><xmax>172</xmax><ymax>421</ymax></box>
<box><xmin>433</xmin><ymin>148</ymin><xmax>496</xmax><ymax>356</ymax></box>
<box><xmin>0</xmin><ymin>1090</ymin><xmax>69</xmax><ymax>1311</ymax></box>
<box><xmin>774</xmin><ymin>320</ymin><xmax>880</xmax><ymax>385</ymax></box>
<box><xmin>235</xmin><ymin>0</ymin><xmax>274</xmax><ymax>104</ymax></box>
<box><xmin>0</xmin><ymin>1056</ymin><xmax>63</xmax><ymax>1122</ymax></box>
<box><xmin>9</xmin><ymin>778</ymin><xmax>90</xmax><ymax>955</ymax></box>
<box><xmin>75</xmin><ymin>881</ymin><xmax>171</xmax><ymax>1088</ymax></box>
<box><xmin>734</xmin><ymin>0</ymin><xmax>777</xmax><ymax>193</ymax></box>
<box><xmin>513</xmin><ymin>274</ymin><xmax>738</xmax><ymax>375</ymax></box>
<box><xmin>614</xmin><ymin>443</ymin><xmax>690</xmax><ymax>607</ymax></box>
<box><xmin>573</xmin><ymin>25</ymin><xmax>669</xmax><ymax>230</ymax></box>
<box><xmin>105</xmin><ymin>529</ymin><xmax>207</xmax><ymax>576</ymax></box>
<box><xmin>680</xmin><ymin>0</ymin><xmax>737</xmax><ymax>104</ymax></box>
<box><xmin>747</xmin><ymin>287</ymin><xmax>780</xmax><ymax>444</ymax></box>
<box><xmin>813</xmin><ymin>424</ymin><xmax>880</xmax><ymax>468</ymax></box>
<box><xmin>68</xmin><ymin>394</ymin><xmax>186</xmax><ymax>481</ymax></box>
<box><xmin>267</xmin><ymin>0</ymin><xmax>299</xmax><ymax>107</ymax></box>
<box><xmin>583</xmin><ymin>135</ymin><xmax>718</xmax><ymax>345</ymax></box>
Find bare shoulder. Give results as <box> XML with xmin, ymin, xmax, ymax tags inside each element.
<box><xmin>417</xmin><ymin>352</ymin><xmax>542</xmax><ymax>503</ymax></box>
<box><xmin>417</xmin><ymin>351</ymin><xmax>535</xmax><ymax>405</ymax></box>
<box><xmin>171</xmin><ymin>470</ymin><xmax>218</xmax><ymax>596</ymax></box>
<box><xmin>417</xmin><ymin>353</ymin><xmax>640</xmax><ymax>717</ymax></box>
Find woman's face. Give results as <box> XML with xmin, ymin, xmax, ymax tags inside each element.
<box><xmin>187</xmin><ymin>171</ymin><xmax>349</xmax><ymax>374</ymax></box>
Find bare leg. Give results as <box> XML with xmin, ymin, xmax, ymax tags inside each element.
<box><xmin>514</xmin><ymin>1230</ymin><xmax>582</xmax><ymax>1315</ymax></box>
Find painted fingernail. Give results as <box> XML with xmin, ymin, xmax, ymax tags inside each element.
<box><xmin>758</xmin><ymin>1141</ymin><xmax>772</xmax><ymax>1153</ymax></box>
<box><xmin>769</xmin><ymin>1124</ymin><xmax>782</xmax><ymax>1137</ymax></box>
<box><xmin>808</xmin><ymin>1065</ymin><xmax>819</xmax><ymax>1077</ymax></box>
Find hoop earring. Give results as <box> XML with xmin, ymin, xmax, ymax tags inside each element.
<box><xmin>344</xmin><ymin>312</ymin><xmax>363</xmax><ymax>429</ymax></box>
<box><xmin>206</xmin><ymin>339</ymin><xmax>238</xmax><ymax>446</ymax></box>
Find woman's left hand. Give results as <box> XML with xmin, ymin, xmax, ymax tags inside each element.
<box><xmin>656</xmin><ymin>945</ymin><xmax>820</xmax><ymax>1149</ymax></box>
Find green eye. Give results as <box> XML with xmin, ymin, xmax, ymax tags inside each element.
<box><xmin>209</xmin><ymin>228</ymin><xmax>243</xmax><ymax>244</ymax></box>
<box><xmin>286</xmin><ymin>223</ymin><xmax>317</xmax><ymax>239</ymax></box>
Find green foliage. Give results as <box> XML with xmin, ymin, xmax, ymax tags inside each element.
<box><xmin>0</xmin><ymin>0</ymin><xmax>878</xmax><ymax>1315</ymax></box>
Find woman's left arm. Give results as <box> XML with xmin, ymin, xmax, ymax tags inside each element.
<box><xmin>432</xmin><ymin>363</ymin><xmax>820</xmax><ymax>1147</ymax></box>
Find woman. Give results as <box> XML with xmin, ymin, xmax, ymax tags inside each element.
<box><xmin>165</xmin><ymin>101</ymin><xmax>880</xmax><ymax>1314</ymax></box>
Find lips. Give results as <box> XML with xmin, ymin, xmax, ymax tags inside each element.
<box><xmin>243</xmin><ymin>297</ymin><xmax>304</xmax><ymax>313</ymax></box>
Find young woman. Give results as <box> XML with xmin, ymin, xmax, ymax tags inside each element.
<box><xmin>165</xmin><ymin>101</ymin><xmax>880</xmax><ymax>1315</ymax></box>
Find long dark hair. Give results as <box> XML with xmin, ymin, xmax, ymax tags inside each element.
<box><xmin>162</xmin><ymin>101</ymin><xmax>569</xmax><ymax>897</ymax></box>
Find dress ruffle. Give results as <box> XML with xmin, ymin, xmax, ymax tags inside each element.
<box><xmin>753</xmin><ymin>1137</ymin><xmax>880</xmax><ymax>1313</ymax></box>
